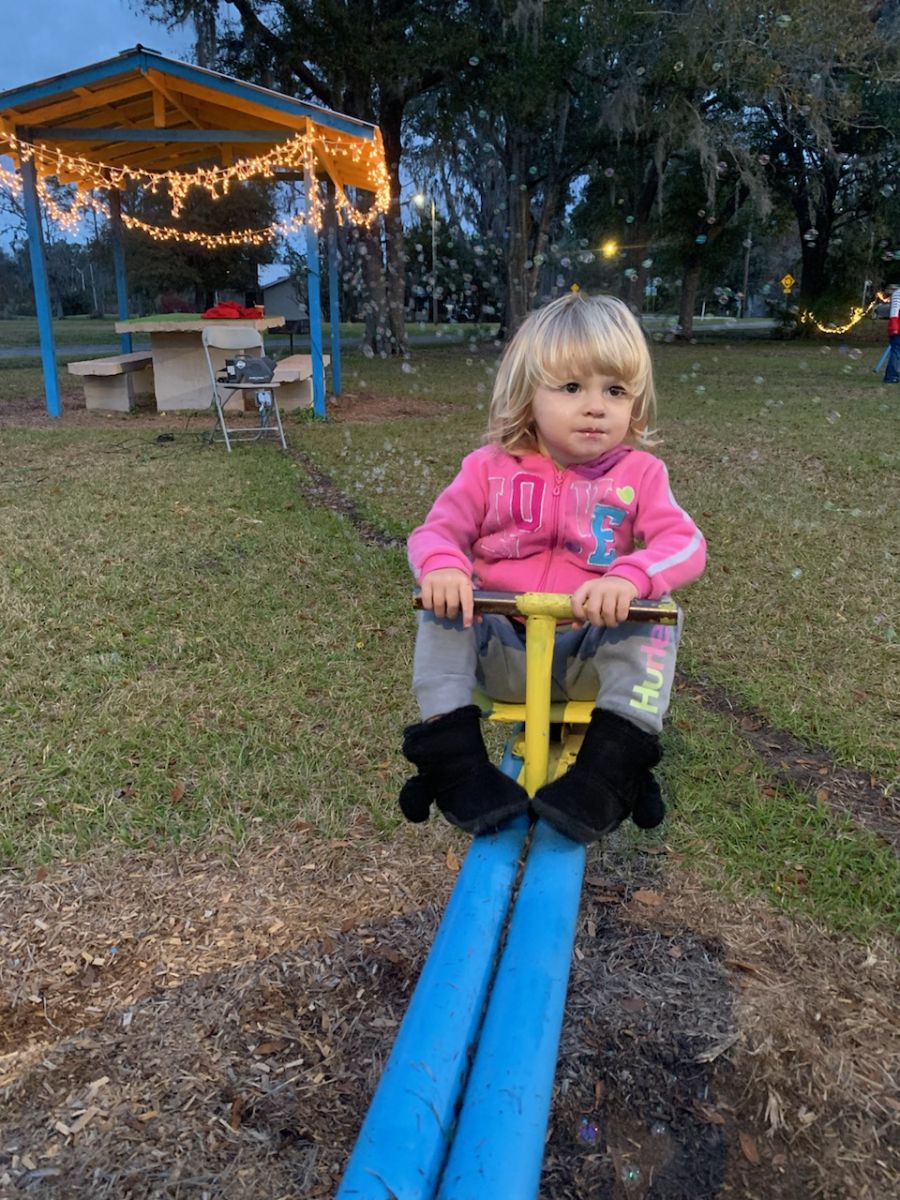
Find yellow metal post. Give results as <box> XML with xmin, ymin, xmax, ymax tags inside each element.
<box><xmin>522</xmin><ymin>612</ymin><xmax>556</xmax><ymax>797</ymax></box>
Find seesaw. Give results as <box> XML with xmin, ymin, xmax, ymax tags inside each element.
<box><xmin>337</xmin><ymin>590</ymin><xmax>678</xmax><ymax>1199</ymax></box>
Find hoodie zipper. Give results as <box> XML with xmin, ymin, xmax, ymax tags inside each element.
<box><xmin>536</xmin><ymin>467</ymin><xmax>566</xmax><ymax>592</ymax></box>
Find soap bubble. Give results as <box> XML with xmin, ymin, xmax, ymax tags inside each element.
<box><xmin>577</xmin><ymin>1117</ymin><xmax>599</xmax><ymax>1144</ymax></box>
<box><xmin>622</xmin><ymin>1164</ymin><xmax>642</xmax><ymax>1186</ymax></box>
<box><xmin>604</xmin><ymin>167</ymin><xmax>615</xmax><ymax>178</ymax></box>
<box><xmin>695</xmin><ymin>234</ymin><xmax>707</xmax><ymax>245</ymax></box>
<box><xmin>753</xmin><ymin>375</ymin><xmax>765</xmax><ymax>384</ymax></box>
<box><xmin>641</xmin><ymin>258</ymin><xmax>653</xmax><ymax>268</ymax></box>
<box><xmin>826</xmin><ymin>410</ymin><xmax>840</xmax><ymax>423</ymax></box>
<box><xmin>468</xmin><ymin>56</ymin><xmax>480</xmax><ymax>66</ymax></box>
<box><xmin>776</xmin><ymin>14</ymin><xmax>792</xmax><ymax>27</ymax></box>
<box><xmin>758</xmin><ymin>154</ymin><xmax>770</xmax><ymax>165</ymax></box>
<box><xmin>673</xmin><ymin>61</ymin><xmax>684</xmax><ymax>72</ymax></box>
<box><xmin>791</xmin><ymin>568</ymin><xmax>803</xmax><ymax>579</ymax></box>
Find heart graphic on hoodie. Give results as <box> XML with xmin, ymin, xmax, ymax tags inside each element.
<box><xmin>616</xmin><ymin>486</ymin><xmax>635</xmax><ymax>504</ymax></box>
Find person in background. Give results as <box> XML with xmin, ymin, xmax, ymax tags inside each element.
<box><xmin>884</xmin><ymin>284</ymin><xmax>900</xmax><ymax>384</ymax></box>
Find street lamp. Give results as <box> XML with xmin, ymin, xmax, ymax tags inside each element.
<box><xmin>601</xmin><ymin>239</ymin><xmax>619</xmax><ymax>259</ymax></box>
<box><xmin>414</xmin><ymin>192</ymin><xmax>438</xmax><ymax>323</ymax></box>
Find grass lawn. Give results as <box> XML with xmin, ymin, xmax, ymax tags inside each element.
<box><xmin>0</xmin><ymin>315</ymin><xmax>500</xmax><ymax>351</ymax></box>
<box><xmin>1</xmin><ymin>332</ymin><xmax>897</xmax><ymax>941</ymax></box>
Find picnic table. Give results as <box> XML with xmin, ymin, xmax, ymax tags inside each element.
<box><xmin>114</xmin><ymin>314</ymin><xmax>285</xmax><ymax>411</ymax></box>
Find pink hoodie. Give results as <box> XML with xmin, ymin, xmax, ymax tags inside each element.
<box><xmin>408</xmin><ymin>444</ymin><xmax>706</xmax><ymax>600</ymax></box>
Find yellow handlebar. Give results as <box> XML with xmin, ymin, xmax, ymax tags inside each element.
<box><xmin>412</xmin><ymin>588</ymin><xmax>678</xmax><ymax>625</ymax></box>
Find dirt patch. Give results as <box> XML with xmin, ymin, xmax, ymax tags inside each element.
<box><xmin>290</xmin><ymin>448</ymin><xmax>403</xmax><ymax>547</ymax></box>
<box><xmin>326</xmin><ymin>389</ymin><xmax>450</xmax><ymax>423</ymax></box>
<box><xmin>1</xmin><ymin>831</ymin><xmax>896</xmax><ymax>1199</ymax></box>
<box><xmin>0</xmin><ymin>388</ymin><xmax>444</xmax><ymax>432</ymax></box>
<box><xmin>546</xmin><ymin>848</ymin><xmax>899</xmax><ymax>1200</ymax></box>
<box><xmin>678</xmin><ymin>677</ymin><xmax>899</xmax><ymax>852</ymax></box>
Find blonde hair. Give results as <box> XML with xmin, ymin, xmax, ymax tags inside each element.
<box><xmin>487</xmin><ymin>292</ymin><xmax>657</xmax><ymax>453</ymax></box>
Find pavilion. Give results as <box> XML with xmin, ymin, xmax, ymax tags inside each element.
<box><xmin>0</xmin><ymin>46</ymin><xmax>390</xmax><ymax>417</ymax></box>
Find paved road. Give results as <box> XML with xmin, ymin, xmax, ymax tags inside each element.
<box><xmin>0</xmin><ymin>341</ymin><xmax>151</xmax><ymax>360</ymax></box>
<box><xmin>0</xmin><ymin>333</ymin><xmax>482</xmax><ymax>359</ymax></box>
<box><xmin>0</xmin><ymin>319</ymin><xmax>778</xmax><ymax>361</ymax></box>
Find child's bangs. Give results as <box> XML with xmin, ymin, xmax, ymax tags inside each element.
<box><xmin>529</xmin><ymin>303</ymin><xmax>648</xmax><ymax>394</ymax></box>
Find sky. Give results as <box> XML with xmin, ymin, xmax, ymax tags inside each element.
<box><xmin>0</xmin><ymin>1</ymin><xmax>194</xmax><ymax>93</ymax></box>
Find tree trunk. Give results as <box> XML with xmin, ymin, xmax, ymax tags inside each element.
<box><xmin>788</xmin><ymin>147</ymin><xmax>838</xmax><ymax>305</ymax></box>
<box><xmin>379</xmin><ymin>97</ymin><xmax>408</xmax><ymax>355</ymax></box>
<box><xmin>677</xmin><ymin>252</ymin><xmax>703</xmax><ymax>338</ymax></box>
<box><xmin>504</xmin><ymin>136</ymin><xmax>531</xmax><ymax>335</ymax></box>
<box><xmin>621</xmin><ymin>158</ymin><xmax>660</xmax><ymax>316</ymax></box>
<box><xmin>354</xmin><ymin>211</ymin><xmax>389</xmax><ymax>355</ymax></box>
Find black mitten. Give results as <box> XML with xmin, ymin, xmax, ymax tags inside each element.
<box><xmin>398</xmin><ymin>773</ymin><xmax>434</xmax><ymax>823</ymax></box>
<box><xmin>632</xmin><ymin>771</ymin><xmax>666</xmax><ymax>829</ymax></box>
<box><xmin>532</xmin><ymin>709</ymin><xmax>662</xmax><ymax>843</ymax></box>
<box><xmin>399</xmin><ymin>705</ymin><xmax>528</xmax><ymax>834</ymax></box>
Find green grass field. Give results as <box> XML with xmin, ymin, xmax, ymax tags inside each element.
<box><xmin>0</xmin><ymin>315</ymin><xmax>501</xmax><ymax>351</ymax></box>
<box><xmin>1</xmin><ymin>332</ymin><xmax>897</xmax><ymax>938</ymax></box>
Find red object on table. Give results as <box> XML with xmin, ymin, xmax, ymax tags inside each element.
<box><xmin>202</xmin><ymin>301</ymin><xmax>265</xmax><ymax>319</ymax></box>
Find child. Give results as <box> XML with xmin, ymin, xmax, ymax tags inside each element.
<box><xmin>399</xmin><ymin>292</ymin><xmax>706</xmax><ymax>843</ymax></box>
<box><xmin>884</xmin><ymin>283</ymin><xmax>900</xmax><ymax>384</ymax></box>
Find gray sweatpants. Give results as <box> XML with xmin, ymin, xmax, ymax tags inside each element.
<box><xmin>412</xmin><ymin>608</ymin><xmax>682</xmax><ymax>734</ymax></box>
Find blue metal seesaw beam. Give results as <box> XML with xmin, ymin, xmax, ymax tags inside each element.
<box><xmin>336</xmin><ymin>814</ymin><xmax>530</xmax><ymax>1198</ymax></box>
<box><xmin>437</xmin><ymin>823</ymin><xmax>586</xmax><ymax>1198</ymax></box>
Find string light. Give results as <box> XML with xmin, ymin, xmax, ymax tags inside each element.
<box><xmin>799</xmin><ymin>295</ymin><xmax>884</xmax><ymax>334</ymax></box>
<box><xmin>0</xmin><ymin>161</ymin><xmax>100</xmax><ymax>233</ymax></box>
<box><xmin>0</xmin><ymin>125</ymin><xmax>390</xmax><ymax>244</ymax></box>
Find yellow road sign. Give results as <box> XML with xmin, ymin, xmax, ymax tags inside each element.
<box><xmin>780</xmin><ymin>273</ymin><xmax>795</xmax><ymax>291</ymax></box>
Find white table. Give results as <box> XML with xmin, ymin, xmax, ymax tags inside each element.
<box><xmin>114</xmin><ymin>315</ymin><xmax>285</xmax><ymax>411</ymax></box>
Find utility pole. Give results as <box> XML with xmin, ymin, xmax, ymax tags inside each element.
<box><xmin>741</xmin><ymin>230</ymin><xmax>752</xmax><ymax>319</ymax></box>
<box><xmin>430</xmin><ymin>197</ymin><xmax>438</xmax><ymax>324</ymax></box>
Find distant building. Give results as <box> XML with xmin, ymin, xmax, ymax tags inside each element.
<box><xmin>260</xmin><ymin>272</ymin><xmax>308</xmax><ymax>322</ymax></box>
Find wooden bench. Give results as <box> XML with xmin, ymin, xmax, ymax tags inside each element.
<box><xmin>67</xmin><ymin>351</ymin><xmax>154</xmax><ymax>412</ymax></box>
<box><xmin>271</xmin><ymin>353</ymin><xmax>330</xmax><ymax>410</ymax></box>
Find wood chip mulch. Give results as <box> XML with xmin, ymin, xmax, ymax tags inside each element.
<box><xmin>1</xmin><ymin>826</ymin><xmax>897</xmax><ymax>1200</ymax></box>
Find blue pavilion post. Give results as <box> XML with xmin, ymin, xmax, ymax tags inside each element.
<box><xmin>20</xmin><ymin>151</ymin><xmax>61</xmax><ymax>418</ymax></box>
<box><xmin>304</xmin><ymin>156</ymin><xmax>326</xmax><ymax>418</ymax></box>
<box><xmin>326</xmin><ymin>199</ymin><xmax>342</xmax><ymax>396</ymax></box>
<box><xmin>108</xmin><ymin>187</ymin><xmax>132</xmax><ymax>353</ymax></box>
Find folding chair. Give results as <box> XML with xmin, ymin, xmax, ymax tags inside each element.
<box><xmin>201</xmin><ymin>326</ymin><xmax>287</xmax><ymax>452</ymax></box>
